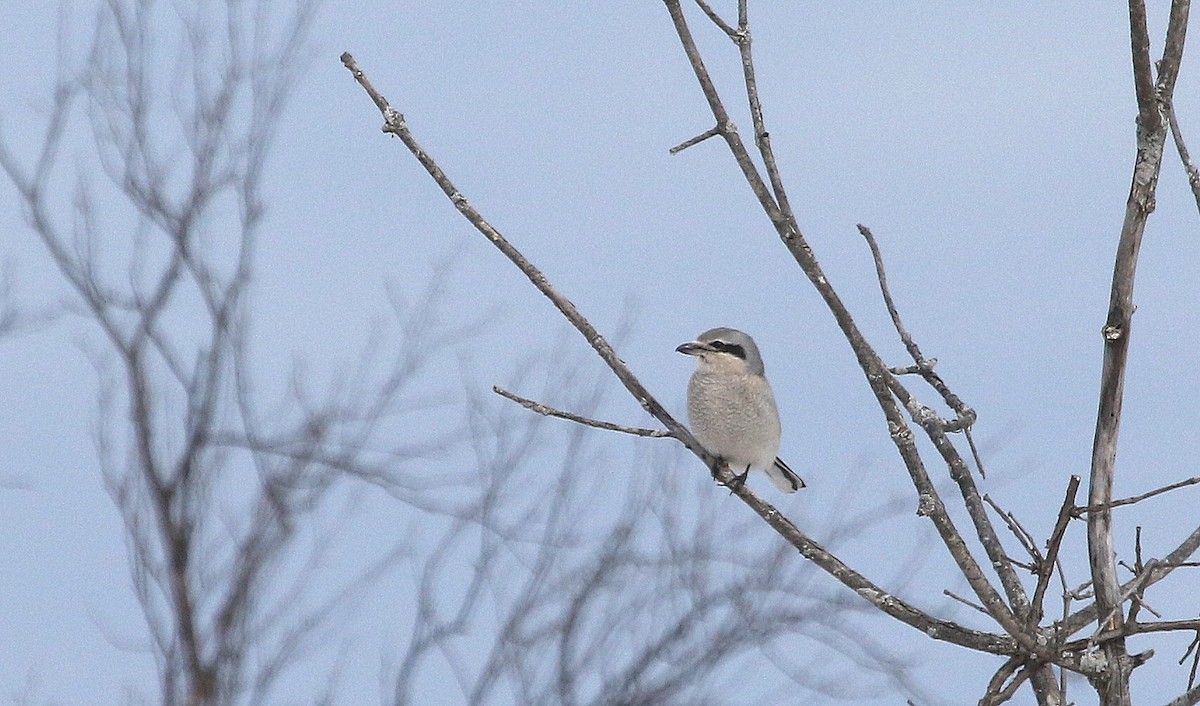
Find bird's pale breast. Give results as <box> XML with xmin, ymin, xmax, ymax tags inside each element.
<box><xmin>686</xmin><ymin>369</ymin><xmax>782</xmax><ymax>471</ymax></box>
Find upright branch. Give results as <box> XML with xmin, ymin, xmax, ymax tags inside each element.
<box><xmin>1087</xmin><ymin>1</ymin><xmax>1189</xmax><ymax>701</ymax></box>
<box><xmin>660</xmin><ymin>8</ymin><xmax>1071</xmax><ymax>700</ymax></box>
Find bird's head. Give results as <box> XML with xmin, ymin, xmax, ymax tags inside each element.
<box><xmin>676</xmin><ymin>327</ymin><xmax>766</xmax><ymax>376</ymax></box>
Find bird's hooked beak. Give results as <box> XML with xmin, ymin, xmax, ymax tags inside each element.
<box><xmin>675</xmin><ymin>340</ymin><xmax>711</xmax><ymax>356</ymax></box>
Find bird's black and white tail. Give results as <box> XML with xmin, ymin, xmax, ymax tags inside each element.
<box><xmin>767</xmin><ymin>458</ymin><xmax>806</xmax><ymax>493</ymax></box>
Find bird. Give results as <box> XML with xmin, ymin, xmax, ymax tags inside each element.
<box><xmin>676</xmin><ymin>327</ymin><xmax>805</xmax><ymax>493</ymax></box>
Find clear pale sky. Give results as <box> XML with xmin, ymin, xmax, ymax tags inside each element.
<box><xmin>3</xmin><ymin>2</ymin><xmax>1199</xmax><ymax>704</ymax></box>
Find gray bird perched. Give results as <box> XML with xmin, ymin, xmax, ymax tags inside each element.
<box><xmin>676</xmin><ymin>327</ymin><xmax>805</xmax><ymax>493</ymax></box>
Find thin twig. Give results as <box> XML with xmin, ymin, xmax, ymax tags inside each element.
<box><xmin>1029</xmin><ymin>476</ymin><xmax>1081</xmax><ymax>627</ymax></box>
<box><xmin>1075</xmin><ymin>475</ymin><xmax>1200</xmax><ymax>516</ymax></box>
<box><xmin>661</xmin><ymin>1</ymin><xmax>782</xmax><ymax>227</ymax></box>
<box><xmin>492</xmin><ymin>386</ymin><xmax>670</xmax><ymax>437</ymax></box>
<box><xmin>984</xmin><ymin>494</ymin><xmax>1041</xmax><ymax>565</ymax></box>
<box><xmin>693</xmin><ymin>0</ymin><xmax>737</xmax><ymax>37</ymax></box>
<box><xmin>963</xmin><ymin>426</ymin><xmax>988</xmax><ymax>478</ymax></box>
<box><xmin>732</xmin><ymin>1</ymin><xmax>796</xmax><ymax>228</ymax></box>
<box><xmin>1183</xmin><ymin>631</ymin><xmax>1200</xmax><ymax>689</ymax></box>
<box><xmin>1089</xmin><ymin>559</ymin><xmax>1162</xmax><ymax>645</ymax></box>
<box><xmin>669</xmin><ymin>126</ymin><xmax>723</xmax><ymax>154</ymax></box>
<box><xmin>1061</xmin><ymin>521</ymin><xmax>1200</xmax><ymax>637</ymax></box>
<box><xmin>944</xmin><ymin>589</ymin><xmax>990</xmax><ymax>616</ymax></box>
<box><xmin>857</xmin><ymin>224</ymin><xmax>977</xmax><ymax>431</ymax></box>
<box><xmin>1125</xmin><ymin>527</ymin><xmax>1159</xmax><ymax>621</ymax></box>
<box><xmin>1004</xmin><ymin>555</ymin><xmax>1038</xmax><ymax>572</ymax></box>
<box><xmin>1056</xmin><ymin>554</ymin><xmax>1072</xmax><ymax>701</ymax></box>
<box><xmin>1166</xmin><ymin>99</ymin><xmax>1200</xmax><ymax>214</ymax></box>
<box><xmin>1075</xmin><ymin>618</ymin><xmax>1200</xmax><ymax>646</ymax></box>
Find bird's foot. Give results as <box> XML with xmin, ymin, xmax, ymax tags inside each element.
<box><xmin>725</xmin><ymin>467</ymin><xmax>750</xmax><ymax>494</ymax></box>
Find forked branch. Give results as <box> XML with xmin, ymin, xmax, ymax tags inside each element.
<box><xmin>661</xmin><ymin>2</ymin><xmax>1034</xmax><ymax>652</ymax></box>
<box><xmin>1086</xmin><ymin>1</ymin><xmax>1190</xmax><ymax>701</ymax></box>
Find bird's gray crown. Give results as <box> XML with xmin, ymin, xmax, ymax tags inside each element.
<box><xmin>695</xmin><ymin>327</ymin><xmax>765</xmax><ymax>376</ymax></box>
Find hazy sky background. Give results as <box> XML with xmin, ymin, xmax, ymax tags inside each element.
<box><xmin>3</xmin><ymin>2</ymin><xmax>1200</xmax><ymax>704</ymax></box>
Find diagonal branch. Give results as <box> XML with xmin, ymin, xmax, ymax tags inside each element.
<box><xmin>1077</xmin><ymin>474</ymin><xmax>1200</xmax><ymax>516</ymax></box>
<box><xmin>492</xmin><ymin>386</ymin><xmax>670</xmax><ymax>438</ymax></box>
<box><xmin>662</xmin><ymin>0</ymin><xmax>786</xmax><ymax>232</ymax></box>
<box><xmin>339</xmin><ymin>52</ymin><xmax>694</xmax><ymax>457</ymax></box>
<box><xmin>857</xmin><ymin>224</ymin><xmax>976</xmax><ymax>432</ymax></box>
<box><xmin>1029</xmin><ymin>476</ymin><xmax>1081</xmax><ymax>627</ymax></box>
<box><xmin>339</xmin><ymin>50</ymin><xmax>1028</xmax><ymax>662</ymax></box>
<box><xmin>1166</xmin><ymin>100</ymin><xmax>1200</xmax><ymax>213</ymax></box>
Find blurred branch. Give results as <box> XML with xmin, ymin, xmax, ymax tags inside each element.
<box><xmin>0</xmin><ymin>263</ymin><xmax>60</xmax><ymax>337</ymax></box>
<box><xmin>393</xmin><ymin>410</ymin><xmax>981</xmax><ymax>704</ymax></box>
<box><xmin>0</xmin><ymin>1</ymin><xmax>464</xmax><ymax>703</ymax></box>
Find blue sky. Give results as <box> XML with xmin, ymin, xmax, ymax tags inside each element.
<box><xmin>3</xmin><ymin>2</ymin><xmax>1200</xmax><ymax>704</ymax></box>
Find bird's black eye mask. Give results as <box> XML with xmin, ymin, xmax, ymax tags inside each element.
<box><xmin>708</xmin><ymin>341</ymin><xmax>747</xmax><ymax>360</ymax></box>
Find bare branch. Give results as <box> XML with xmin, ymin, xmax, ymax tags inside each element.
<box><xmin>857</xmin><ymin>224</ymin><xmax>978</xmax><ymax>432</ymax></box>
<box><xmin>1166</xmin><ymin>99</ymin><xmax>1200</xmax><ymax>213</ymax></box>
<box><xmin>945</xmin><ymin>589</ymin><xmax>991</xmax><ymax>617</ymax></box>
<box><xmin>659</xmin><ymin>2</ymin><xmax>1045</xmax><ymax>660</ymax></box>
<box><xmin>1029</xmin><ymin>476</ymin><xmax>1081</xmax><ymax>627</ymax></box>
<box><xmin>1085</xmin><ymin>618</ymin><xmax>1200</xmax><ymax>643</ymax></box>
<box><xmin>1061</xmin><ymin>520</ymin><xmax>1200</xmax><ymax>638</ymax></box>
<box><xmin>1088</xmin><ymin>3</ymin><xmax>1190</xmax><ymax>700</ymax></box>
<box><xmin>1075</xmin><ymin>474</ymin><xmax>1200</xmax><ymax>516</ymax></box>
<box><xmin>983</xmin><ymin>494</ymin><xmax>1042</xmax><ymax>566</ymax></box>
<box><xmin>668</xmin><ymin>125</ymin><xmax>722</xmax><ymax>154</ymax></box>
<box><xmin>339</xmin><ymin>51</ymin><xmax>699</xmax><ymax>466</ymax></box>
<box><xmin>978</xmin><ymin>656</ymin><xmax>1031</xmax><ymax>706</ymax></box>
<box><xmin>492</xmin><ymin>385</ymin><xmax>670</xmax><ymax>437</ymax></box>
<box><xmin>660</xmin><ymin>1</ymin><xmax>784</xmax><ymax>229</ymax></box>
<box><xmin>1184</xmin><ymin>632</ymin><xmax>1200</xmax><ymax>693</ymax></box>
<box><xmin>340</xmin><ymin>52</ymin><xmax>1025</xmax><ymax>661</ymax></box>
<box><xmin>693</xmin><ymin>0</ymin><xmax>738</xmax><ymax>38</ymax></box>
